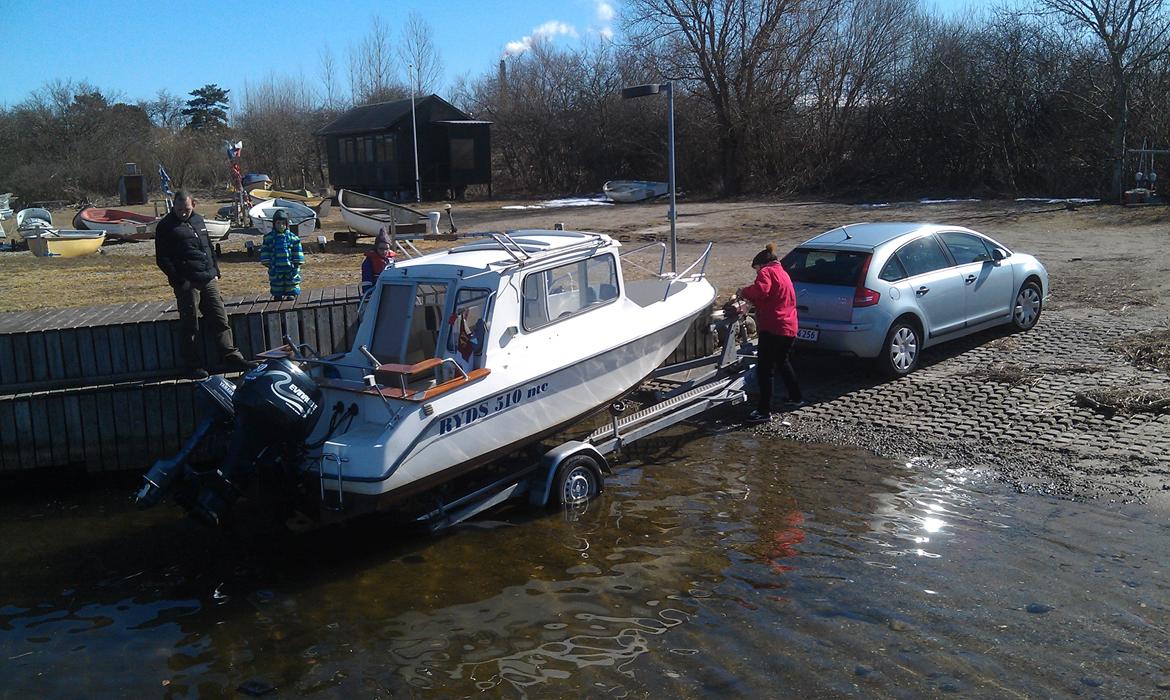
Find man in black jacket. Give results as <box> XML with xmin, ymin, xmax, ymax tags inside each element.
<box><xmin>155</xmin><ymin>189</ymin><xmax>254</xmax><ymax>378</ymax></box>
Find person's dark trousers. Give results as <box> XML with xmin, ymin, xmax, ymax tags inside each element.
<box><xmin>173</xmin><ymin>277</ymin><xmax>242</xmax><ymax>369</ymax></box>
<box><xmin>757</xmin><ymin>330</ymin><xmax>802</xmax><ymax>413</ymax></box>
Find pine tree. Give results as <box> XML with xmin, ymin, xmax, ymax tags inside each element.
<box><xmin>182</xmin><ymin>84</ymin><xmax>230</xmax><ymax>131</ymax></box>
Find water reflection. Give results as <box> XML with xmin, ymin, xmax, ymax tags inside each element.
<box><xmin>2</xmin><ymin>426</ymin><xmax>1169</xmax><ymax>697</ymax></box>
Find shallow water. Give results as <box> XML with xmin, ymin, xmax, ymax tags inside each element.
<box><xmin>2</xmin><ymin>424</ymin><xmax>1169</xmax><ymax>698</ymax></box>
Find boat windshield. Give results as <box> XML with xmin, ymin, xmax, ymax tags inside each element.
<box><xmin>369</xmin><ymin>282</ymin><xmax>448</xmax><ymax>364</ymax></box>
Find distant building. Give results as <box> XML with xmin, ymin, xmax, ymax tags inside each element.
<box><xmin>316</xmin><ymin>95</ymin><xmax>491</xmax><ymax>201</ymax></box>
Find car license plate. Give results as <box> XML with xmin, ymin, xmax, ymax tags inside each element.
<box><xmin>796</xmin><ymin>328</ymin><xmax>819</xmax><ymax>342</ymax></box>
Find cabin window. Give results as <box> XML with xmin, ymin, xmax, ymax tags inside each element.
<box><xmin>369</xmin><ymin>282</ymin><xmax>448</xmax><ymax>364</ymax></box>
<box><xmin>521</xmin><ymin>254</ymin><xmax>618</xmax><ymax>331</ymax></box>
<box><xmin>365</xmin><ymin>136</ymin><xmax>376</xmax><ymax>163</ymax></box>
<box><xmin>450</xmin><ymin>138</ymin><xmax>475</xmax><ymax>170</ymax></box>
<box><xmin>444</xmin><ymin>288</ymin><xmax>491</xmax><ymax>374</ymax></box>
<box><xmin>377</xmin><ymin>133</ymin><xmax>396</xmax><ymax>163</ymax></box>
<box><xmin>343</xmin><ymin>138</ymin><xmax>356</xmax><ymax>164</ymax></box>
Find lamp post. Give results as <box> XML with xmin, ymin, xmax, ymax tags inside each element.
<box><xmin>621</xmin><ymin>80</ymin><xmax>676</xmax><ymax>273</ymax></box>
<box><xmin>409</xmin><ymin>63</ymin><xmax>421</xmax><ymax>203</ymax></box>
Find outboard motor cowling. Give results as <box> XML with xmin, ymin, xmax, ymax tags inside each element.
<box><xmin>190</xmin><ymin>359</ymin><xmax>324</xmax><ymax>526</ymax></box>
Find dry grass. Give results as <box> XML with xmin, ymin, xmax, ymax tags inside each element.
<box><xmin>966</xmin><ymin>361</ymin><xmax>1100</xmax><ymax>387</ymax></box>
<box><xmin>1076</xmin><ymin>387</ymin><xmax>1170</xmax><ymax>415</ymax></box>
<box><xmin>1111</xmin><ymin>329</ymin><xmax>1170</xmax><ymax>373</ymax></box>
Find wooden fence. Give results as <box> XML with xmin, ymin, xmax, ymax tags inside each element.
<box><xmin>0</xmin><ymin>289</ymin><xmax>713</xmax><ymax>475</ymax></box>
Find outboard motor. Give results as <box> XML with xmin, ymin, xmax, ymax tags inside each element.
<box><xmin>136</xmin><ymin>358</ymin><xmax>324</xmax><ymax>527</ymax></box>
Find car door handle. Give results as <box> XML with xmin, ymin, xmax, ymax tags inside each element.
<box><xmin>916</xmin><ymin>286</ymin><xmax>930</xmax><ymax>296</ymax></box>
<box><xmin>965</xmin><ymin>274</ymin><xmax>977</xmax><ymax>284</ymax></box>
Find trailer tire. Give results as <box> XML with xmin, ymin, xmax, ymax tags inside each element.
<box><xmin>553</xmin><ymin>454</ymin><xmax>603</xmax><ymax>506</ymax></box>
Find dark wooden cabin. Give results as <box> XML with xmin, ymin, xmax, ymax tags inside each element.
<box><xmin>316</xmin><ymin>95</ymin><xmax>491</xmax><ymax>201</ymax></box>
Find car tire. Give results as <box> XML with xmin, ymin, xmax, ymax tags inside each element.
<box><xmin>552</xmin><ymin>454</ymin><xmax>603</xmax><ymax>506</ymax></box>
<box><xmin>1011</xmin><ymin>280</ymin><xmax>1043</xmax><ymax>332</ymax></box>
<box><xmin>879</xmin><ymin>318</ymin><xmax>921</xmax><ymax>376</ymax></box>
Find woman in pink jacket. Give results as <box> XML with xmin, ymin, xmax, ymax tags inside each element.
<box><xmin>739</xmin><ymin>243</ymin><xmax>803</xmax><ymax>422</ymax></box>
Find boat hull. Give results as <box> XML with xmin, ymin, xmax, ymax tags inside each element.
<box><xmin>318</xmin><ymin>303</ymin><xmax>708</xmax><ymax>509</ymax></box>
<box><xmin>603</xmin><ymin>180</ymin><xmax>669</xmax><ymax>203</ymax></box>
<box><xmin>338</xmin><ymin>189</ymin><xmax>432</xmax><ymax>238</ymax></box>
<box><xmin>76</xmin><ymin>208</ymin><xmax>158</xmax><ymax>240</ymax></box>
<box><xmin>248</xmin><ymin>199</ymin><xmax>317</xmax><ymax>236</ymax></box>
<box><xmin>28</xmin><ymin>231</ymin><xmax>106</xmax><ymax>257</ymax></box>
<box><xmin>204</xmin><ymin>218</ymin><xmax>231</xmax><ymax>241</ymax></box>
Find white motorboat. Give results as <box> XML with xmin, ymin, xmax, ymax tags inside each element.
<box><xmin>136</xmin><ymin>228</ymin><xmax>717</xmax><ymax>527</ymax></box>
<box><xmin>15</xmin><ymin>207</ymin><xmax>56</xmax><ymax>239</ymax></box>
<box><xmin>603</xmin><ymin>180</ymin><xmax>669</xmax><ymax>203</ymax></box>
<box><xmin>248</xmin><ymin>198</ymin><xmax>317</xmax><ymax>235</ymax></box>
<box><xmin>338</xmin><ymin>189</ymin><xmax>452</xmax><ymax>239</ymax></box>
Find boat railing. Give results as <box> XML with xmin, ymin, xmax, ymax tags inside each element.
<box><xmin>662</xmin><ymin>242</ymin><xmax>714</xmax><ymax>302</ymax></box>
<box><xmin>620</xmin><ymin>241</ymin><xmax>668</xmax><ymax>277</ymax></box>
<box><xmin>490</xmin><ymin>232</ymin><xmax>533</xmax><ymax>262</ymax></box>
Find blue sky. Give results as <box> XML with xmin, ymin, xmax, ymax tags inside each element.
<box><xmin>0</xmin><ymin>0</ymin><xmax>979</xmax><ymax>110</ymax></box>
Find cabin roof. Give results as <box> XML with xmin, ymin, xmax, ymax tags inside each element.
<box><xmin>316</xmin><ymin>95</ymin><xmax>472</xmax><ymax>137</ymax></box>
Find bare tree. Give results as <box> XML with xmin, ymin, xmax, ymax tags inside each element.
<box><xmin>624</xmin><ymin>0</ymin><xmax>841</xmax><ymax>195</ymax></box>
<box><xmin>1036</xmin><ymin>0</ymin><xmax>1170</xmax><ymax>199</ymax></box>
<box><xmin>348</xmin><ymin>16</ymin><xmax>407</xmax><ymax>104</ymax></box>
<box><xmin>318</xmin><ymin>46</ymin><xmax>344</xmax><ymax>110</ymax></box>
<box><xmin>399</xmin><ymin>10</ymin><xmax>446</xmax><ymax>94</ymax></box>
<box><xmin>143</xmin><ymin>89</ymin><xmax>186</xmax><ymax>130</ymax></box>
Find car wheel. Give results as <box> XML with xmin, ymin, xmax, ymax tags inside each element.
<box><xmin>880</xmin><ymin>319</ymin><xmax>921</xmax><ymax>376</ymax></box>
<box><xmin>552</xmin><ymin>454</ymin><xmax>603</xmax><ymax>506</ymax></box>
<box><xmin>1011</xmin><ymin>281</ymin><xmax>1043</xmax><ymax>332</ymax></box>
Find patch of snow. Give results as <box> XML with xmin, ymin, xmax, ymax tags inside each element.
<box><xmin>919</xmin><ymin>198</ymin><xmax>981</xmax><ymax>204</ymax></box>
<box><xmin>502</xmin><ymin>196</ymin><xmax>612</xmax><ymax>210</ymax></box>
<box><xmin>1015</xmin><ymin>197</ymin><xmax>1101</xmax><ymax>204</ymax></box>
<box><xmin>859</xmin><ymin>203</ymin><xmax>890</xmax><ymax>208</ymax></box>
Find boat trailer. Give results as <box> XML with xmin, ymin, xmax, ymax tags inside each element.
<box><xmin>413</xmin><ymin>317</ymin><xmax>753</xmax><ymax>532</ymax></box>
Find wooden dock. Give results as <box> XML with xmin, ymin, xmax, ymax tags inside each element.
<box><xmin>0</xmin><ymin>287</ymin><xmax>364</xmax><ymax>474</ymax></box>
<box><xmin>0</xmin><ymin>290</ymin><xmax>713</xmax><ymax>475</ymax></box>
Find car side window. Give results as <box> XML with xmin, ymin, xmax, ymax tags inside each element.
<box><xmin>895</xmin><ymin>236</ymin><xmax>952</xmax><ymax>277</ymax></box>
<box><xmin>939</xmin><ymin>231</ymin><xmax>992</xmax><ymax>264</ymax></box>
<box><xmin>878</xmin><ymin>256</ymin><xmax>908</xmax><ymax>282</ymax></box>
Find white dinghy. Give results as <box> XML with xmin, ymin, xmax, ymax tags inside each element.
<box><xmin>136</xmin><ymin>228</ymin><xmax>717</xmax><ymax>527</ymax></box>
<box><xmin>248</xmin><ymin>198</ymin><xmax>317</xmax><ymax>235</ymax></box>
<box><xmin>338</xmin><ymin>189</ymin><xmax>453</xmax><ymax>239</ymax></box>
<box><xmin>603</xmin><ymin>180</ymin><xmax>668</xmax><ymax>203</ymax></box>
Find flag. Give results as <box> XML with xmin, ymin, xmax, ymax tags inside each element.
<box><xmin>224</xmin><ymin>140</ymin><xmax>243</xmax><ymax>161</ymax></box>
<box><xmin>158</xmin><ymin>164</ymin><xmax>173</xmax><ymax>196</ymax></box>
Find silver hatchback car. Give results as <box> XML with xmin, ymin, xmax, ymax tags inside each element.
<box><xmin>780</xmin><ymin>223</ymin><xmax>1049</xmax><ymax>375</ymax></box>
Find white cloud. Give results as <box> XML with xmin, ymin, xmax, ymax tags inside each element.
<box><xmin>503</xmin><ymin>20</ymin><xmax>579</xmax><ymax>56</ymax></box>
<box><xmin>596</xmin><ymin>1</ymin><xmax>615</xmax><ymax>22</ymax></box>
<box><xmin>598</xmin><ymin>26</ymin><xmax>614</xmax><ymax>40</ymax></box>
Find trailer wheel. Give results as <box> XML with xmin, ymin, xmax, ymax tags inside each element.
<box><xmin>553</xmin><ymin>454</ymin><xmax>603</xmax><ymax>506</ymax></box>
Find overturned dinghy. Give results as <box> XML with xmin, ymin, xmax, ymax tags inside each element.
<box><xmin>137</xmin><ymin>228</ymin><xmax>716</xmax><ymax>527</ymax></box>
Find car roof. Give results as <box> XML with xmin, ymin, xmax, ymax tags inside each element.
<box><xmin>800</xmin><ymin>223</ymin><xmax>963</xmax><ymax>250</ymax></box>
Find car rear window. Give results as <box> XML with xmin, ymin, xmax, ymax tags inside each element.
<box><xmin>782</xmin><ymin>248</ymin><xmax>870</xmax><ymax>286</ymax></box>
<box><xmin>895</xmin><ymin>235</ymin><xmax>952</xmax><ymax>276</ymax></box>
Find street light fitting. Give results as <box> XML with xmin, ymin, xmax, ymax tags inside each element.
<box><xmin>621</xmin><ymin>83</ymin><xmax>663</xmax><ymax>99</ymax></box>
